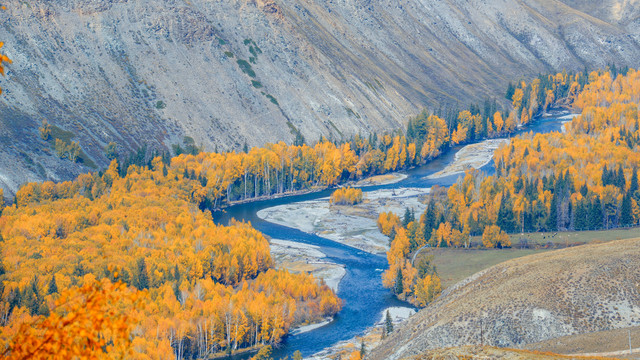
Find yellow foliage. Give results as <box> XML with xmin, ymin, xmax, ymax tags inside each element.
<box><xmin>482</xmin><ymin>225</ymin><xmax>511</xmax><ymax>248</ymax></box>
<box><xmin>1</xmin><ymin>158</ymin><xmax>342</xmax><ymax>357</ymax></box>
<box><xmin>330</xmin><ymin>187</ymin><xmax>363</xmax><ymax>205</ymax></box>
<box><xmin>377</xmin><ymin>211</ymin><xmax>401</xmax><ymax>236</ymax></box>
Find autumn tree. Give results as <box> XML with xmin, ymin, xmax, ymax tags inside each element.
<box><xmin>482</xmin><ymin>225</ymin><xmax>509</xmax><ymax>248</ymax></box>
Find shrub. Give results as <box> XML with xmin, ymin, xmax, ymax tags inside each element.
<box><xmin>330</xmin><ymin>187</ymin><xmax>363</xmax><ymax>205</ymax></box>
<box><xmin>39</xmin><ymin>120</ymin><xmax>51</xmax><ymax>141</ymax></box>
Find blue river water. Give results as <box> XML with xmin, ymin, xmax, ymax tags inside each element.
<box><xmin>212</xmin><ymin>115</ymin><xmax>567</xmax><ymax>358</ymax></box>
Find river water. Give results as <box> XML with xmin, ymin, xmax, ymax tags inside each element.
<box><xmin>212</xmin><ymin>114</ymin><xmax>568</xmax><ymax>358</ymax></box>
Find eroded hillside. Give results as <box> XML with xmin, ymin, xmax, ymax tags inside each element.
<box><xmin>1</xmin><ymin>0</ymin><xmax>640</xmax><ymax>194</ymax></box>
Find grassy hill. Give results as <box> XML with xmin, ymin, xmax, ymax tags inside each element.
<box><xmin>370</xmin><ymin>237</ymin><xmax>640</xmax><ymax>360</ymax></box>
<box><xmin>411</xmin><ymin>345</ymin><xmax>616</xmax><ymax>360</ymax></box>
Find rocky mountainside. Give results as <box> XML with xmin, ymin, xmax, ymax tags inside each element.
<box><xmin>1</xmin><ymin>0</ymin><xmax>640</xmax><ymax>194</ymax></box>
<box><xmin>369</xmin><ymin>237</ymin><xmax>640</xmax><ymax>360</ymax></box>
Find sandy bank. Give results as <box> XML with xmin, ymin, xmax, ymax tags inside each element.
<box><xmin>352</xmin><ymin>173</ymin><xmax>408</xmax><ymax>187</ymax></box>
<box><xmin>269</xmin><ymin>239</ymin><xmax>346</xmax><ymax>292</ymax></box>
<box><xmin>259</xmin><ymin>188</ymin><xmax>430</xmax><ymax>255</ymax></box>
<box><xmin>427</xmin><ymin>139</ymin><xmax>509</xmax><ymax>179</ymax></box>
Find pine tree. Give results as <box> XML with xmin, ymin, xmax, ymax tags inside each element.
<box><xmin>360</xmin><ymin>340</ymin><xmax>366</xmax><ymax>359</ymax></box>
<box><xmin>47</xmin><ymin>274</ymin><xmax>58</xmax><ymax>295</ymax></box>
<box><xmin>590</xmin><ymin>197</ymin><xmax>603</xmax><ymax>230</ymax></box>
<box><xmin>616</xmin><ymin>165</ymin><xmax>626</xmax><ymax>190</ymax></box>
<box><xmin>620</xmin><ymin>193</ymin><xmax>634</xmax><ymax>226</ymax></box>
<box><xmin>24</xmin><ymin>276</ymin><xmax>41</xmax><ymax>315</ymax></box>
<box><xmin>403</xmin><ymin>207</ymin><xmax>414</xmax><ymax>227</ymax></box>
<box><xmin>385</xmin><ymin>310</ymin><xmax>394</xmax><ymax>335</ymax></box>
<box><xmin>135</xmin><ymin>258</ymin><xmax>149</xmax><ymax>290</ymax></box>
<box><xmin>497</xmin><ymin>192</ymin><xmax>517</xmax><ymax>233</ymax></box>
<box><xmin>505</xmin><ymin>82</ymin><xmax>515</xmax><ymax>100</ymax></box>
<box><xmin>546</xmin><ymin>192</ymin><xmax>558</xmax><ymax>231</ymax></box>
<box><xmin>573</xmin><ymin>201</ymin><xmax>587</xmax><ymax>231</ymax></box>
<box><xmin>630</xmin><ymin>168</ymin><xmax>639</xmax><ymax>194</ymax></box>
<box><xmin>394</xmin><ymin>267</ymin><xmax>404</xmax><ymax>295</ymax></box>
<box><xmin>423</xmin><ymin>200</ymin><xmax>436</xmax><ymax>239</ymax></box>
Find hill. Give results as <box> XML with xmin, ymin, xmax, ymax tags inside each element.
<box><xmin>369</xmin><ymin>237</ymin><xmax>640</xmax><ymax>360</ymax></box>
<box><xmin>1</xmin><ymin>0</ymin><xmax>640</xmax><ymax>194</ymax></box>
<box><xmin>410</xmin><ymin>345</ymin><xmax>615</xmax><ymax>360</ymax></box>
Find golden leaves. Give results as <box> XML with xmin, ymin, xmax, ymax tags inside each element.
<box><xmin>330</xmin><ymin>187</ymin><xmax>363</xmax><ymax>205</ymax></box>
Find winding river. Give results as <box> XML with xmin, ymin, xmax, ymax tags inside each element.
<box><xmin>212</xmin><ymin>114</ymin><xmax>569</xmax><ymax>358</ymax></box>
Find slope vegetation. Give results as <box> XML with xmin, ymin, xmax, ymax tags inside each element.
<box><xmin>411</xmin><ymin>345</ymin><xmax>614</xmax><ymax>360</ymax></box>
<box><xmin>1</xmin><ymin>0</ymin><xmax>640</xmax><ymax>192</ymax></box>
<box><xmin>370</xmin><ymin>237</ymin><xmax>640</xmax><ymax>360</ymax></box>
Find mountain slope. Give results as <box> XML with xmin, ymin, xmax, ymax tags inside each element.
<box><xmin>1</xmin><ymin>0</ymin><xmax>640</xmax><ymax>194</ymax></box>
<box><xmin>369</xmin><ymin>238</ymin><xmax>640</xmax><ymax>360</ymax></box>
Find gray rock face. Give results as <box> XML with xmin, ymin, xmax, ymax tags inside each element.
<box><xmin>0</xmin><ymin>0</ymin><xmax>639</xmax><ymax>194</ymax></box>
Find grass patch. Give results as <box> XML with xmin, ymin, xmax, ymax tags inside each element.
<box><xmin>47</xmin><ymin>125</ymin><xmax>97</xmax><ymax>169</ymax></box>
<box><xmin>502</xmin><ymin>228</ymin><xmax>640</xmax><ymax>248</ymax></box>
<box><xmin>251</xmin><ymin>80</ymin><xmax>263</xmax><ymax>89</ymax></box>
<box><xmin>155</xmin><ymin>101</ymin><xmax>166</xmax><ymax>110</ymax></box>
<box><xmin>50</xmin><ymin>125</ymin><xmax>75</xmax><ymax>143</ymax></box>
<box><xmin>427</xmin><ymin>228</ymin><xmax>640</xmax><ymax>288</ymax></box>
<box><xmin>429</xmin><ymin>248</ymin><xmax>546</xmax><ymax>288</ymax></box>
<box><xmin>327</xmin><ymin>119</ymin><xmax>343</xmax><ymax>137</ymax></box>
<box><xmin>249</xmin><ymin>46</ymin><xmax>258</xmax><ymax>58</ymax></box>
<box><xmin>217</xmin><ymin>38</ymin><xmax>226</xmax><ymax>45</ymax></box>
<box><xmin>265</xmin><ymin>94</ymin><xmax>279</xmax><ymax>105</ymax></box>
<box><xmin>345</xmin><ymin>107</ymin><xmax>361</xmax><ymax>119</ymax></box>
<box><xmin>236</xmin><ymin>59</ymin><xmax>256</xmax><ymax>78</ymax></box>
<box><xmin>224</xmin><ymin>51</ymin><xmax>234</xmax><ymax>58</ymax></box>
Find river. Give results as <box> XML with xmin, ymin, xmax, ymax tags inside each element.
<box><xmin>212</xmin><ymin>113</ymin><xmax>569</xmax><ymax>359</ymax></box>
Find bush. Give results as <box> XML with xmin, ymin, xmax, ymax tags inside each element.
<box><xmin>330</xmin><ymin>187</ymin><xmax>363</xmax><ymax>206</ymax></box>
<box><xmin>39</xmin><ymin>120</ymin><xmax>51</xmax><ymax>141</ymax></box>
<box><xmin>55</xmin><ymin>139</ymin><xmax>81</xmax><ymax>162</ymax></box>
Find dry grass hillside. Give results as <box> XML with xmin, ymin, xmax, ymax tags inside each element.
<box><xmin>411</xmin><ymin>345</ymin><xmax>616</xmax><ymax>360</ymax></box>
<box><xmin>370</xmin><ymin>237</ymin><xmax>640</xmax><ymax>360</ymax></box>
<box><xmin>1</xmin><ymin>0</ymin><xmax>640</xmax><ymax>194</ymax></box>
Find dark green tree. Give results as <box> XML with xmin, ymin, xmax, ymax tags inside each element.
<box><xmin>135</xmin><ymin>258</ymin><xmax>149</xmax><ymax>290</ymax></box>
<box><xmin>620</xmin><ymin>193</ymin><xmax>634</xmax><ymax>226</ymax></box>
<box><xmin>589</xmin><ymin>197</ymin><xmax>603</xmax><ymax>230</ymax></box>
<box><xmin>630</xmin><ymin>168</ymin><xmax>639</xmax><ymax>194</ymax></box>
<box><xmin>402</xmin><ymin>207</ymin><xmax>415</xmax><ymax>227</ymax></box>
<box><xmin>546</xmin><ymin>192</ymin><xmax>558</xmax><ymax>231</ymax></box>
<box><xmin>394</xmin><ymin>267</ymin><xmax>404</xmax><ymax>295</ymax></box>
<box><xmin>497</xmin><ymin>192</ymin><xmax>517</xmax><ymax>233</ymax></box>
<box><xmin>385</xmin><ymin>309</ymin><xmax>394</xmax><ymax>336</ymax></box>
<box><xmin>47</xmin><ymin>274</ymin><xmax>58</xmax><ymax>295</ymax></box>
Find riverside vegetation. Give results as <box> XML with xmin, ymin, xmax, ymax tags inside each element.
<box><xmin>381</xmin><ymin>67</ymin><xmax>640</xmax><ymax>308</ymax></box>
